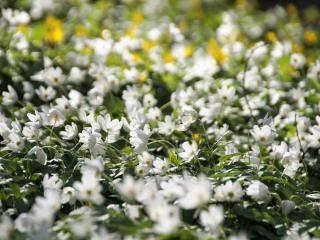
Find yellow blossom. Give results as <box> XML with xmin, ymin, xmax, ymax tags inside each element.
<box><xmin>189</xmin><ymin>0</ymin><xmax>200</xmax><ymax>8</ymax></box>
<box><xmin>132</xmin><ymin>11</ymin><xmax>144</xmax><ymax>24</ymax></box>
<box><xmin>304</xmin><ymin>30</ymin><xmax>318</xmax><ymax>44</ymax></box>
<box><xmin>235</xmin><ymin>0</ymin><xmax>247</xmax><ymax>8</ymax></box>
<box><xmin>208</xmin><ymin>38</ymin><xmax>228</xmax><ymax>64</ymax></box>
<box><xmin>163</xmin><ymin>53</ymin><xmax>174</xmax><ymax>64</ymax></box>
<box><xmin>125</xmin><ymin>24</ymin><xmax>138</xmax><ymax>37</ymax></box>
<box><xmin>185</xmin><ymin>46</ymin><xmax>193</xmax><ymax>58</ymax></box>
<box><xmin>45</xmin><ymin>15</ymin><xmax>64</xmax><ymax>44</ymax></box>
<box><xmin>193</xmin><ymin>133</ymin><xmax>202</xmax><ymax>144</ymax></box>
<box><xmin>75</xmin><ymin>24</ymin><xmax>87</xmax><ymax>37</ymax></box>
<box><xmin>132</xmin><ymin>53</ymin><xmax>142</xmax><ymax>63</ymax></box>
<box><xmin>142</xmin><ymin>40</ymin><xmax>155</xmax><ymax>52</ymax></box>
<box><xmin>266</xmin><ymin>31</ymin><xmax>278</xmax><ymax>44</ymax></box>
<box><xmin>287</xmin><ymin>4</ymin><xmax>298</xmax><ymax>17</ymax></box>
<box><xmin>17</xmin><ymin>24</ymin><xmax>28</xmax><ymax>33</ymax></box>
<box><xmin>138</xmin><ymin>73</ymin><xmax>147</xmax><ymax>83</ymax></box>
<box><xmin>292</xmin><ymin>42</ymin><xmax>303</xmax><ymax>53</ymax></box>
<box><xmin>82</xmin><ymin>46</ymin><xmax>92</xmax><ymax>55</ymax></box>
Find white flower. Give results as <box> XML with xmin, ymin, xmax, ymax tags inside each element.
<box><xmin>68</xmin><ymin>67</ymin><xmax>85</xmax><ymax>83</ymax></box>
<box><xmin>22</xmin><ymin>82</ymin><xmax>34</xmax><ymax>100</ymax></box>
<box><xmin>151</xmin><ymin>158</ymin><xmax>168</xmax><ymax>175</ymax></box>
<box><xmin>306</xmin><ymin>126</ymin><xmax>320</xmax><ymax>148</ymax></box>
<box><xmin>290</xmin><ymin>53</ymin><xmax>306</xmax><ymax>69</ymax></box>
<box><xmin>68</xmin><ymin>89</ymin><xmax>83</xmax><ymax>108</ymax></box>
<box><xmin>237</xmin><ymin>66</ymin><xmax>261</xmax><ymax>91</ymax></box>
<box><xmin>200</xmin><ymin>205</ymin><xmax>224</xmax><ymax>231</ymax></box>
<box><xmin>116</xmin><ymin>175</ymin><xmax>143</xmax><ymax>200</ymax></box>
<box><xmin>2</xmin><ymin>8</ymin><xmax>30</xmax><ymax>26</ymax></box>
<box><xmin>28</xmin><ymin>146</ymin><xmax>47</xmax><ymax>165</ymax></box>
<box><xmin>217</xmin><ymin>22</ymin><xmax>239</xmax><ymax>43</ymax></box>
<box><xmin>124</xmin><ymin>204</ymin><xmax>140</xmax><ymax>219</ymax></box>
<box><xmin>135</xmin><ymin>164</ymin><xmax>149</xmax><ymax>176</ymax></box>
<box><xmin>143</xmin><ymin>94</ymin><xmax>157</xmax><ymax>107</ymax></box>
<box><xmin>31</xmin><ymin>189</ymin><xmax>61</xmax><ymax>224</ymax></box>
<box><xmin>74</xmin><ymin>174</ymin><xmax>104</xmax><ymax>204</ymax></box>
<box><xmin>61</xmin><ymin>187</ymin><xmax>76</xmax><ymax>204</ymax></box>
<box><xmin>124</xmin><ymin>67</ymin><xmax>139</xmax><ymax>82</ymax></box>
<box><xmin>179</xmin><ymin>175</ymin><xmax>211</xmax><ymax>209</ymax></box>
<box><xmin>30</xmin><ymin>0</ymin><xmax>55</xmax><ymax>18</ymax></box>
<box><xmin>22</xmin><ymin>125</ymin><xmax>40</xmax><ymax>142</ymax></box>
<box><xmin>60</xmin><ymin>122</ymin><xmax>78</xmax><ymax>140</ymax></box>
<box><xmin>251</xmin><ymin>125</ymin><xmax>276</xmax><ymax>145</ymax></box>
<box><xmin>136</xmin><ymin>180</ymin><xmax>158</xmax><ymax>204</ymax></box>
<box><xmin>42</xmin><ymin>174</ymin><xmax>63</xmax><ymax>191</ymax></box>
<box><xmin>247</xmin><ymin>41</ymin><xmax>268</xmax><ymax>65</ymax></box>
<box><xmin>246</xmin><ymin>181</ymin><xmax>271</xmax><ymax>203</ymax></box>
<box><xmin>217</xmin><ymin>85</ymin><xmax>236</xmax><ymax>104</ymax></box>
<box><xmin>2</xmin><ymin>132</ymin><xmax>24</xmax><ymax>152</ymax></box>
<box><xmin>81</xmin><ymin>157</ymin><xmax>104</xmax><ymax>176</ymax></box>
<box><xmin>307</xmin><ymin>60</ymin><xmax>320</xmax><ymax>80</ymax></box>
<box><xmin>0</xmin><ymin>122</ymin><xmax>11</xmax><ymax>139</ymax></box>
<box><xmin>176</xmin><ymin>108</ymin><xmax>197</xmax><ymax>131</ymax></box>
<box><xmin>129</xmin><ymin>125</ymin><xmax>152</xmax><ymax>153</ymax></box>
<box><xmin>271</xmin><ymin>142</ymin><xmax>288</xmax><ymax>159</ymax></box>
<box><xmin>2</xmin><ymin>85</ymin><xmax>18</xmax><ymax>106</ymax></box>
<box><xmin>138</xmin><ymin>151</ymin><xmax>154</xmax><ymax>167</ymax></box>
<box><xmin>55</xmin><ymin>96</ymin><xmax>72</xmax><ymax>114</ymax></box>
<box><xmin>199</xmin><ymin>102</ymin><xmax>222</xmax><ymax>124</ymax></box>
<box><xmin>281</xmin><ymin>200</ymin><xmax>295</xmax><ymax>215</ymax></box>
<box><xmin>214</xmin><ymin>180</ymin><xmax>244</xmax><ymax>202</ymax></box>
<box><xmin>79</xmin><ymin>128</ymin><xmax>105</xmax><ymax>157</ymax></box>
<box><xmin>178</xmin><ymin>141</ymin><xmax>199</xmax><ymax>162</ymax></box>
<box><xmin>146</xmin><ymin>197</ymin><xmax>180</xmax><ymax>234</ymax></box>
<box><xmin>158</xmin><ymin>115</ymin><xmax>175</xmax><ymax>135</ymax></box>
<box><xmin>146</xmin><ymin>107</ymin><xmax>162</xmax><ymax>122</ymax></box>
<box><xmin>281</xmin><ymin>150</ymin><xmax>302</xmax><ymax>178</ymax></box>
<box><xmin>46</xmin><ymin>67</ymin><xmax>66</xmax><ymax>86</ymax></box>
<box><xmin>88</xmin><ymin>88</ymin><xmax>104</xmax><ymax>106</ymax></box>
<box><xmin>35</xmin><ymin>86</ymin><xmax>56</xmax><ymax>102</ymax></box>
<box><xmin>26</xmin><ymin>111</ymin><xmax>43</xmax><ymax>127</ymax></box>
<box><xmin>97</xmin><ymin>114</ymin><xmax>123</xmax><ymax>143</ymax></box>
<box><xmin>184</xmin><ymin>54</ymin><xmax>219</xmax><ymax>81</ymax></box>
<box><xmin>160</xmin><ymin>177</ymin><xmax>185</xmax><ymax>201</ymax></box>
<box><xmin>0</xmin><ymin>215</ymin><xmax>13</xmax><ymax>240</ymax></box>
<box><xmin>14</xmin><ymin>213</ymin><xmax>32</xmax><ymax>233</ymax></box>
<box><xmin>228</xmin><ymin>233</ymin><xmax>248</xmax><ymax>240</ymax></box>
<box><xmin>47</xmin><ymin>108</ymin><xmax>65</xmax><ymax>127</ymax></box>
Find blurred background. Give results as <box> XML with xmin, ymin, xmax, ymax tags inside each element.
<box><xmin>258</xmin><ymin>0</ymin><xmax>320</xmax><ymax>9</ymax></box>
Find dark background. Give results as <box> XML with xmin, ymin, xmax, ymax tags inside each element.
<box><xmin>258</xmin><ymin>0</ymin><xmax>320</xmax><ymax>9</ymax></box>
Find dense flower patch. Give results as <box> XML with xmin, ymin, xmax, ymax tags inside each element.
<box><xmin>0</xmin><ymin>0</ymin><xmax>320</xmax><ymax>239</ymax></box>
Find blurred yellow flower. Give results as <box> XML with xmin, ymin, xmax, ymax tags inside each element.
<box><xmin>235</xmin><ymin>0</ymin><xmax>247</xmax><ymax>8</ymax></box>
<box><xmin>138</xmin><ymin>73</ymin><xmax>147</xmax><ymax>83</ymax></box>
<box><xmin>287</xmin><ymin>4</ymin><xmax>298</xmax><ymax>17</ymax></box>
<box><xmin>125</xmin><ymin>24</ymin><xmax>138</xmax><ymax>37</ymax></box>
<box><xmin>82</xmin><ymin>46</ymin><xmax>92</xmax><ymax>55</ymax></box>
<box><xmin>292</xmin><ymin>42</ymin><xmax>303</xmax><ymax>53</ymax></box>
<box><xmin>163</xmin><ymin>53</ymin><xmax>174</xmax><ymax>64</ymax></box>
<box><xmin>142</xmin><ymin>40</ymin><xmax>155</xmax><ymax>52</ymax></box>
<box><xmin>208</xmin><ymin>38</ymin><xmax>227</xmax><ymax>64</ymax></box>
<box><xmin>75</xmin><ymin>24</ymin><xmax>87</xmax><ymax>37</ymax></box>
<box><xmin>45</xmin><ymin>15</ymin><xmax>64</xmax><ymax>44</ymax></box>
<box><xmin>304</xmin><ymin>30</ymin><xmax>318</xmax><ymax>44</ymax></box>
<box><xmin>193</xmin><ymin>133</ymin><xmax>202</xmax><ymax>144</ymax></box>
<box><xmin>17</xmin><ymin>24</ymin><xmax>28</xmax><ymax>33</ymax></box>
<box><xmin>132</xmin><ymin>11</ymin><xmax>144</xmax><ymax>24</ymax></box>
<box><xmin>132</xmin><ymin>53</ymin><xmax>142</xmax><ymax>63</ymax></box>
<box><xmin>266</xmin><ymin>31</ymin><xmax>277</xmax><ymax>44</ymax></box>
<box><xmin>185</xmin><ymin>46</ymin><xmax>193</xmax><ymax>58</ymax></box>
